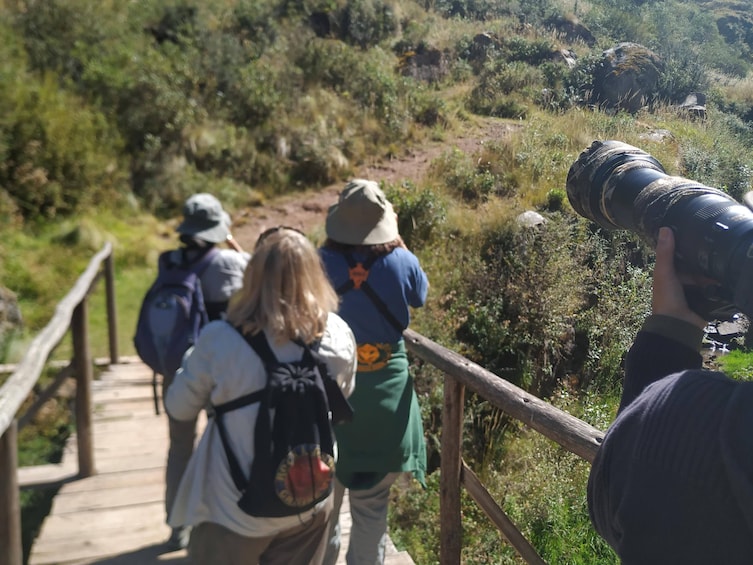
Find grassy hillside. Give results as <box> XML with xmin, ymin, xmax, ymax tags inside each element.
<box><xmin>4</xmin><ymin>0</ymin><xmax>753</xmax><ymax>561</ymax></box>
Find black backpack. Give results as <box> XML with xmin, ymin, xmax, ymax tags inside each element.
<box><xmin>212</xmin><ymin>329</ymin><xmax>352</xmax><ymax>518</ymax></box>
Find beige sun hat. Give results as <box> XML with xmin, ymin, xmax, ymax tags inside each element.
<box><xmin>326</xmin><ymin>179</ymin><xmax>399</xmax><ymax>245</ymax></box>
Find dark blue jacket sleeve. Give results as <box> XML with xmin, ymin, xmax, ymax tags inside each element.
<box><xmin>619</xmin><ymin>315</ymin><xmax>704</xmax><ymax>413</ymax></box>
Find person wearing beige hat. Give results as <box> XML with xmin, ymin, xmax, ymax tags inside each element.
<box><xmin>163</xmin><ymin>192</ymin><xmax>250</xmax><ymax>550</ymax></box>
<box><xmin>320</xmin><ymin>180</ymin><xmax>429</xmax><ymax>565</ymax></box>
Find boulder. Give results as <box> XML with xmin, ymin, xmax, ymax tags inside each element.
<box><xmin>399</xmin><ymin>46</ymin><xmax>449</xmax><ymax>84</ymax></box>
<box><xmin>677</xmin><ymin>92</ymin><xmax>707</xmax><ymax>120</ymax></box>
<box><xmin>590</xmin><ymin>43</ymin><xmax>664</xmax><ymax>114</ymax></box>
<box><xmin>544</xmin><ymin>15</ymin><xmax>596</xmax><ymax>47</ymax></box>
<box><xmin>551</xmin><ymin>48</ymin><xmax>577</xmax><ymax>69</ymax></box>
<box><xmin>516</xmin><ymin>210</ymin><xmax>548</xmax><ymax>228</ymax></box>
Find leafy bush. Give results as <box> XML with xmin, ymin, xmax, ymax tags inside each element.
<box><xmin>457</xmin><ymin>216</ymin><xmax>588</xmax><ymax>395</ymax></box>
<box><xmin>385</xmin><ymin>181</ymin><xmax>447</xmax><ymax>248</ymax></box>
<box><xmin>0</xmin><ymin>69</ymin><xmax>126</xmax><ymax>220</ymax></box>
<box><xmin>678</xmin><ymin>128</ymin><xmax>753</xmax><ymax>202</ymax></box>
<box><xmin>428</xmin><ymin>144</ymin><xmax>519</xmax><ymax>203</ymax></box>
<box><xmin>426</xmin><ymin>0</ymin><xmax>556</xmax><ymax>23</ymax></box>
<box><xmin>295</xmin><ymin>40</ymin><xmax>410</xmax><ymax>136</ymax></box>
<box><xmin>574</xmin><ymin>229</ymin><xmax>653</xmax><ymax>392</ymax></box>
<box><xmin>340</xmin><ymin>0</ymin><xmax>399</xmax><ymax>49</ymax></box>
<box><xmin>502</xmin><ymin>36</ymin><xmax>555</xmax><ymax>65</ymax></box>
<box><xmin>466</xmin><ymin>57</ymin><xmax>542</xmax><ymax>118</ymax></box>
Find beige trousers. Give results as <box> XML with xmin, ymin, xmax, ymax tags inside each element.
<box><xmin>188</xmin><ymin>498</ymin><xmax>333</xmax><ymax>565</ymax></box>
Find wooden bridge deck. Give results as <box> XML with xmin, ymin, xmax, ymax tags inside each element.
<box><xmin>18</xmin><ymin>359</ymin><xmax>413</xmax><ymax>565</ymax></box>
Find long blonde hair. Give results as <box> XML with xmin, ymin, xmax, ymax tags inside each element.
<box><xmin>226</xmin><ymin>228</ymin><xmax>339</xmax><ymax>344</ymax></box>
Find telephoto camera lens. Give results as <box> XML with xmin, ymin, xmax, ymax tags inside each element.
<box><xmin>566</xmin><ymin>140</ymin><xmax>753</xmax><ymax>320</ymax></box>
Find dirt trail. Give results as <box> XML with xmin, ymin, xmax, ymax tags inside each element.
<box><xmin>229</xmin><ymin>119</ymin><xmax>518</xmax><ymax>250</ymax></box>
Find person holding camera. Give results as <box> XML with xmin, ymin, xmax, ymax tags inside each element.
<box><xmin>587</xmin><ymin>226</ymin><xmax>753</xmax><ymax>564</ymax></box>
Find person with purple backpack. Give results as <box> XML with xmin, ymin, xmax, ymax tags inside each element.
<box><xmin>157</xmin><ymin>193</ymin><xmax>250</xmax><ymax>550</ymax></box>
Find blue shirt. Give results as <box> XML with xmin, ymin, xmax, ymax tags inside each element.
<box><xmin>320</xmin><ymin>247</ymin><xmax>428</xmax><ymax>344</ymax></box>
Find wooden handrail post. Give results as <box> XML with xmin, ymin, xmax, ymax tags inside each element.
<box><xmin>0</xmin><ymin>420</ymin><xmax>23</xmax><ymax>565</ymax></box>
<box><xmin>462</xmin><ymin>463</ymin><xmax>548</xmax><ymax>565</ymax></box>
<box><xmin>104</xmin><ymin>252</ymin><xmax>119</xmax><ymax>365</ymax></box>
<box><xmin>72</xmin><ymin>300</ymin><xmax>95</xmax><ymax>477</ymax></box>
<box><xmin>440</xmin><ymin>376</ymin><xmax>464</xmax><ymax>564</ymax></box>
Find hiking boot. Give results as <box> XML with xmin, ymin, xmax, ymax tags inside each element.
<box><xmin>165</xmin><ymin>526</ymin><xmax>191</xmax><ymax>551</ymax></box>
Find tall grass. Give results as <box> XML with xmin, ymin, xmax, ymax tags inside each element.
<box><xmin>0</xmin><ymin>209</ymin><xmax>175</xmax><ymax>363</ymax></box>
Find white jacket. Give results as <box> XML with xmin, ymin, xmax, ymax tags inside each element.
<box><xmin>165</xmin><ymin>315</ymin><xmax>357</xmax><ymax>537</ymax></box>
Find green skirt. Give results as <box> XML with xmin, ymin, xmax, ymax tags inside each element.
<box><xmin>334</xmin><ymin>340</ymin><xmax>426</xmax><ymax>490</ymax></box>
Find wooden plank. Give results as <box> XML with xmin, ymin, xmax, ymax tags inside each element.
<box><xmin>62</xmin><ymin>467</ymin><xmax>163</xmax><ymax>490</ymax></box>
<box><xmin>30</xmin><ymin>508</ymin><xmax>176</xmax><ymax>564</ymax></box>
<box><xmin>51</xmin><ymin>482</ymin><xmax>165</xmax><ymax>514</ymax></box>
<box><xmin>66</xmin><ymin>547</ymin><xmax>189</xmax><ymax>565</ymax></box>
<box><xmin>93</xmin><ymin>406</ymin><xmax>164</xmax><ymax>420</ymax></box>
<box><xmin>91</xmin><ymin>387</ymin><xmax>156</xmax><ymax>403</ymax></box>
<box><xmin>18</xmin><ymin>462</ymin><xmax>77</xmax><ymax>489</ymax></box>
<box><xmin>385</xmin><ymin>552</ymin><xmax>416</xmax><ymax>564</ymax></box>
<box><xmin>33</xmin><ymin>501</ymin><xmax>167</xmax><ymax>541</ymax></box>
<box><xmin>28</xmin><ymin>360</ymin><xmax>412</xmax><ymax>564</ymax></box>
<box><xmin>46</xmin><ymin>467</ymin><xmax>164</xmax><ymax>494</ymax></box>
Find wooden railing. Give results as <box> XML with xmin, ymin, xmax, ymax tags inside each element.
<box><xmin>0</xmin><ymin>241</ymin><xmax>604</xmax><ymax>565</ymax></box>
<box><xmin>403</xmin><ymin>329</ymin><xmax>604</xmax><ymax>565</ymax></box>
<box><xmin>0</xmin><ymin>243</ymin><xmax>118</xmax><ymax>565</ymax></box>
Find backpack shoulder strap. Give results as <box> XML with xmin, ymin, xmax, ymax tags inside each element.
<box><xmin>296</xmin><ymin>338</ymin><xmax>355</xmax><ymax>425</ymax></box>
<box><xmin>243</xmin><ymin>330</ymin><xmax>279</xmax><ymax>366</ymax></box>
<box><xmin>214</xmin><ymin>329</ymin><xmax>275</xmax><ymax>415</ymax></box>
<box><xmin>157</xmin><ymin>246</ymin><xmax>218</xmax><ymax>276</ymax></box>
<box><xmin>335</xmin><ymin>252</ymin><xmax>404</xmax><ymax>334</ymax></box>
<box><xmin>211</xmin><ymin>327</ymin><xmax>274</xmax><ymax>494</ymax></box>
<box><xmin>188</xmin><ymin>246</ymin><xmax>219</xmax><ymax>276</ymax></box>
<box><xmin>335</xmin><ymin>252</ymin><xmax>378</xmax><ymax>294</ymax></box>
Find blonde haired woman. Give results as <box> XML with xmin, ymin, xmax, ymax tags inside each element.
<box><xmin>166</xmin><ymin>227</ymin><xmax>357</xmax><ymax>565</ymax></box>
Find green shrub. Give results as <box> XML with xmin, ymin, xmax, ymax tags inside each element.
<box><xmin>468</xmin><ymin>61</ymin><xmax>540</xmax><ymax>118</ymax></box>
<box><xmin>405</xmin><ymin>86</ymin><xmax>447</xmax><ymax>127</ymax></box>
<box><xmin>503</xmin><ymin>36</ymin><xmax>555</xmax><ymax>65</ymax></box>
<box><xmin>385</xmin><ymin>181</ymin><xmax>447</xmax><ymax>248</ymax></box>
<box><xmin>428</xmin><ymin>145</ymin><xmax>519</xmax><ymax>203</ymax></box>
<box><xmin>0</xmin><ymin>70</ymin><xmax>126</xmax><ymax>221</ymax></box>
<box><xmin>574</xmin><ymin>228</ymin><xmax>652</xmax><ymax>392</ymax></box>
<box><xmin>544</xmin><ymin>188</ymin><xmax>566</xmax><ymax>211</ymax></box>
<box><xmin>340</xmin><ymin>0</ymin><xmax>399</xmax><ymax>49</ymax></box>
<box><xmin>678</xmin><ymin>128</ymin><xmax>753</xmax><ymax>202</ymax></box>
<box><xmin>296</xmin><ymin>40</ymin><xmax>409</xmax><ymax>136</ymax></box>
<box><xmin>11</xmin><ymin>0</ymin><xmax>105</xmax><ymax>78</ymax></box>
<box><xmin>457</xmin><ymin>216</ymin><xmax>588</xmax><ymax>395</ymax></box>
